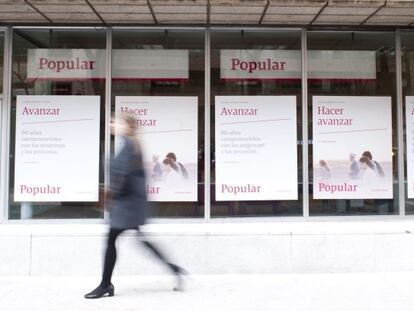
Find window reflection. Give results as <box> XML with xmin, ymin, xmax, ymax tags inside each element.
<box><xmin>308</xmin><ymin>32</ymin><xmax>398</xmax><ymax>216</ymax></box>
<box><xmin>211</xmin><ymin>30</ymin><xmax>303</xmax><ymax>217</ymax></box>
<box><xmin>111</xmin><ymin>30</ymin><xmax>205</xmax><ymax>218</ymax></box>
<box><xmin>9</xmin><ymin>29</ymin><xmax>106</xmax><ymax>220</ymax></box>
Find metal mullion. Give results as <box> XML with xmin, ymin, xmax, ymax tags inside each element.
<box><xmin>301</xmin><ymin>28</ymin><xmax>309</xmax><ymax>218</ymax></box>
<box><xmin>1</xmin><ymin>27</ymin><xmax>12</xmax><ymax>221</ymax></box>
<box><xmin>104</xmin><ymin>27</ymin><xmax>112</xmax><ymax>220</ymax></box>
<box><xmin>396</xmin><ymin>29</ymin><xmax>405</xmax><ymax>216</ymax></box>
<box><xmin>204</xmin><ymin>28</ymin><xmax>211</xmax><ymax>221</ymax></box>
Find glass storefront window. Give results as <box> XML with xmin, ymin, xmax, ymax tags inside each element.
<box><xmin>308</xmin><ymin>31</ymin><xmax>399</xmax><ymax>215</ymax></box>
<box><xmin>112</xmin><ymin>29</ymin><xmax>205</xmax><ymax>218</ymax></box>
<box><xmin>401</xmin><ymin>31</ymin><xmax>414</xmax><ymax>214</ymax></box>
<box><xmin>0</xmin><ymin>31</ymin><xmax>4</xmax><ymax>94</ymax></box>
<box><xmin>210</xmin><ymin>29</ymin><xmax>303</xmax><ymax>217</ymax></box>
<box><xmin>9</xmin><ymin>29</ymin><xmax>106</xmax><ymax>219</ymax></box>
<box><xmin>1</xmin><ymin>28</ymin><xmax>410</xmax><ymax>220</ymax></box>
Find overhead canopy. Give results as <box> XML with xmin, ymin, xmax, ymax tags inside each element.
<box><xmin>1</xmin><ymin>0</ymin><xmax>414</xmax><ymax>27</ymax></box>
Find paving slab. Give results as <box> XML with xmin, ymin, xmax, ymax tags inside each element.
<box><xmin>1</xmin><ymin>272</ymin><xmax>414</xmax><ymax>311</ymax></box>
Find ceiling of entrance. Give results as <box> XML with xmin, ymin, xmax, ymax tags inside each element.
<box><xmin>1</xmin><ymin>0</ymin><xmax>414</xmax><ymax>26</ymax></box>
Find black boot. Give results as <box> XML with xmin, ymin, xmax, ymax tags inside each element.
<box><xmin>84</xmin><ymin>283</ymin><xmax>114</xmax><ymax>299</ymax></box>
<box><xmin>169</xmin><ymin>264</ymin><xmax>188</xmax><ymax>292</ymax></box>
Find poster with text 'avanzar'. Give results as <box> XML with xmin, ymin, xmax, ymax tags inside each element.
<box><xmin>14</xmin><ymin>95</ymin><xmax>100</xmax><ymax>202</ymax></box>
<box><xmin>313</xmin><ymin>96</ymin><xmax>392</xmax><ymax>199</ymax></box>
<box><xmin>215</xmin><ymin>96</ymin><xmax>298</xmax><ymax>201</ymax></box>
<box><xmin>115</xmin><ymin>96</ymin><xmax>198</xmax><ymax>202</ymax></box>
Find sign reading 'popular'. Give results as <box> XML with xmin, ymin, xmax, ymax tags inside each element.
<box><xmin>27</xmin><ymin>49</ymin><xmax>189</xmax><ymax>80</ymax></box>
<box><xmin>221</xmin><ymin>50</ymin><xmax>376</xmax><ymax>80</ymax></box>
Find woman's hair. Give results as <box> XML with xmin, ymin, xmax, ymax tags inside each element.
<box><xmin>362</xmin><ymin>151</ymin><xmax>373</xmax><ymax>160</ymax></box>
<box><xmin>166</xmin><ymin>152</ymin><xmax>177</xmax><ymax>162</ymax></box>
<box><xmin>163</xmin><ymin>157</ymin><xmax>179</xmax><ymax>172</ymax></box>
<box><xmin>117</xmin><ymin>113</ymin><xmax>141</xmax><ymax>154</ymax></box>
<box><xmin>359</xmin><ymin>156</ymin><xmax>375</xmax><ymax>170</ymax></box>
<box><xmin>119</xmin><ymin>113</ymin><xmax>138</xmax><ymax>136</ymax></box>
<box><xmin>319</xmin><ymin>160</ymin><xmax>328</xmax><ymax>167</ymax></box>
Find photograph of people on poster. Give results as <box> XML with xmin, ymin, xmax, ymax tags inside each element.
<box><xmin>313</xmin><ymin>96</ymin><xmax>393</xmax><ymax>200</ymax></box>
<box><xmin>150</xmin><ymin>152</ymin><xmax>189</xmax><ymax>186</ymax></box>
<box><xmin>115</xmin><ymin>96</ymin><xmax>198</xmax><ymax>202</ymax></box>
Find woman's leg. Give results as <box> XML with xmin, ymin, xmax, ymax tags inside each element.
<box><xmin>84</xmin><ymin>228</ymin><xmax>124</xmax><ymax>299</ymax></box>
<box><xmin>101</xmin><ymin>228</ymin><xmax>124</xmax><ymax>287</ymax></box>
<box><xmin>137</xmin><ymin>228</ymin><xmax>187</xmax><ymax>291</ymax></box>
<box><xmin>136</xmin><ymin>228</ymin><xmax>171</xmax><ymax>265</ymax></box>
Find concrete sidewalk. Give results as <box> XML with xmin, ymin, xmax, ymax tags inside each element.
<box><xmin>1</xmin><ymin>272</ymin><xmax>413</xmax><ymax>311</ymax></box>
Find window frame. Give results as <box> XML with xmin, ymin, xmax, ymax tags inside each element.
<box><xmin>0</xmin><ymin>26</ymin><xmax>411</xmax><ymax>222</ymax></box>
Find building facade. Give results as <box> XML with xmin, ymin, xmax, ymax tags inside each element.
<box><xmin>2</xmin><ymin>0</ymin><xmax>414</xmax><ymax>276</ymax></box>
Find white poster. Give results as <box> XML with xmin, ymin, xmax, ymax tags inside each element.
<box><xmin>115</xmin><ymin>96</ymin><xmax>198</xmax><ymax>202</ymax></box>
<box><xmin>14</xmin><ymin>95</ymin><xmax>100</xmax><ymax>202</ymax></box>
<box><xmin>221</xmin><ymin>50</ymin><xmax>376</xmax><ymax>80</ymax></box>
<box><xmin>27</xmin><ymin>49</ymin><xmax>188</xmax><ymax>80</ymax></box>
<box><xmin>215</xmin><ymin>96</ymin><xmax>298</xmax><ymax>201</ymax></box>
<box><xmin>313</xmin><ymin>96</ymin><xmax>392</xmax><ymax>199</ymax></box>
<box><xmin>406</xmin><ymin>96</ymin><xmax>414</xmax><ymax>198</ymax></box>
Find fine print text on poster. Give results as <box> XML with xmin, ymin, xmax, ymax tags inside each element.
<box><xmin>215</xmin><ymin>96</ymin><xmax>298</xmax><ymax>201</ymax></box>
<box><xmin>14</xmin><ymin>95</ymin><xmax>101</xmax><ymax>202</ymax></box>
<box><xmin>313</xmin><ymin>96</ymin><xmax>392</xmax><ymax>199</ymax></box>
<box><xmin>115</xmin><ymin>96</ymin><xmax>198</xmax><ymax>202</ymax></box>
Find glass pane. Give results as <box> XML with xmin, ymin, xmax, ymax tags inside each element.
<box><xmin>9</xmin><ymin>29</ymin><xmax>106</xmax><ymax>219</ymax></box>
<box><xmin>402</xmin><ymin>31</ymin><xmax>414</xmax><ymax>214</ymax></box>
<box><xmin>308</xmin><ymin>31</ymin><xmax>398</xmax><ymax>216</ymax></box>
<box><xmin>112</xmin><ymin>29</ymin><xmax>205</xmax><ymax>218</ymax></box>
<box><xmin>0</xmin><ymin>31</ymin><xmax>3</xmax><ymax>94</ymax></box>
<box><xmin>211</xmin><ymin>29</ymin><xmax>303</xmax><ymax>217</ymax></box>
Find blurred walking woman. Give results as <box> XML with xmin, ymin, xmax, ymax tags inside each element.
<box><xmin>85</xmin><ymin>114</ymin><xmax>186</xmax><ymax>299</ymax></box>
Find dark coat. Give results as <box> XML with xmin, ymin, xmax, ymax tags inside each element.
<box><xmin>109</xmin><ymin>136</ymin><xmax>149</xmax><ymax>229</ymax></box>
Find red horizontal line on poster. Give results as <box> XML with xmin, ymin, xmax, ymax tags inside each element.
<box><xmin>220</xmin><ymin>78</ymin><xmax>376</xmax><ymax>83</ymax></box>
<box><xmin>112</xmin><ymin>78</ymin><xmax>188</xmax><ymax>82</ymax></box>
<box><xmin>21</xmin><ymin>118</ymin><xmax>94</xmax><ymax>125</ymax></box>
<box><xmin>26</xmin><ymin>78</ymin><xmax>104</xmax><ymax>82</ymax></box>
<box><xmin>221</xmin><ymin>118</ymin><xmax>291</xmax><ymax>126</ymax></box>
<box><xmin>308</xmin><ymin>78</ymin><xmax>377</xmax><ymax>83</ymax></box>
<box><xmin>221</xmin><ymin>78</ymin><xmax>300</xmax><ymax>82</ymax></box>
<box><xmin>318</xmin><ymin>128</ymin><xmax>387</xmax><ymax>135</ymax></box>
<box><xmin>25</xmin><ymin>77</ymin><xmax>376</xmax><ymax>82</ymax></box>
<box><xmin>140</xmin><ymin>129</ymin><xmax>193</xmax><ymax>134</ymax></box>
<box><xmin>26</xmin><ymin>78</ymin><xmax>188</xmax><ymax>82</ymax></box>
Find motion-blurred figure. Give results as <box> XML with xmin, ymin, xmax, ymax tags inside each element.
<box><xmin>85</xmin><ymin>114</ymin><xmax>186</xmax><ymax>299</ymax></box>
<box><xmin>151</xmin><ymin>154</ymin><xmax>162</xmax><ymax>181</ymax></box>
<box><xmin>319</xmin><ymin>159</ymin><xmax>331</xmax><ymax>180</ymax></box>
<box><xmin>349</xmin><ymin>153</ymin><xmax>360</xmax><ymax>180</ymax></box>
